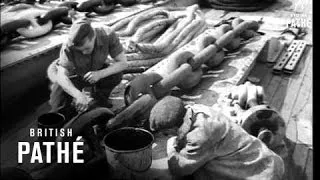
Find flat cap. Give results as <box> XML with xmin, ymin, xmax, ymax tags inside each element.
<box><xmin>149</xmin><ymin>96</ymin><xmax>186</xmax><ymax>132</ymax></box>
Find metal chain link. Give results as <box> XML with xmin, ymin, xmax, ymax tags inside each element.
<box><xmin>108</xmin><ymin>19</ymin><xmax>260</xmax><ymax>129</ymax></box>
<box><xmin>138</xmin><ymin>19</ymin><xmax>260</xmax><ymax>101</ymax></box>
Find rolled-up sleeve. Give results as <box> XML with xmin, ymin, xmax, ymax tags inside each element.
<box><xmin>108</xmin><ymin>30</ymin><xmax>123</xmax><ymax>59</ymax></box>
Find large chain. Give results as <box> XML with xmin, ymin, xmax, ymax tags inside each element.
<box><xmin>1</xmin><ymin>0</ymin><xmax>172</xmax><ymax>45</ymax></box>
<box><xmin>126</xmin><ymin>18</ymin><xmax>260</xmax><ymax>103</ymax></box>
<box><xmin>106</xmin><ymin>18</ymin><xmax>261</xmax><ymax>129</ymax></box>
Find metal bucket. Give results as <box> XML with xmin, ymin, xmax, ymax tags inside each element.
<box><xmin>37</xmin><ymin>112</ymin><xmax>65</xmax><ymax>142</ymax></box>
<box><xmin>103</xmin><ymin>127</ymin><xmax>154</xmax><ymax>178</ymax></box>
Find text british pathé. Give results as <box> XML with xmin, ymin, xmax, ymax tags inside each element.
<box><xmin>18</xmin><ymin>128</ymin><xmax>84</xmax><ymax>164</ymax></box>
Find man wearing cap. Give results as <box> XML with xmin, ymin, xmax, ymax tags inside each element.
<box><xmin>159</xmin><ymin>103</ymin><xmax>285</xmax><ymax>180</ymax></box>
<box><xmin>48</xmin><ymin>18</ymin><xmax>127</xmax><ymax>117</ymax></box>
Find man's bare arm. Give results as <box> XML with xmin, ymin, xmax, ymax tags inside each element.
<box><xmin>98</xmin><ymin>51</ymin><xmax>128</xmax><ymax>78</ymax></box>
<box><xmin>83</xmin><ymin>51</ymin><xmax>128</xmax><ymax>84</ymax></box>
<box><xmin>56</xmin><ymin>65</ymin><xmax>93</xmax><ymax>112</ymax></box>
<box><xmin>56</xmin><ymin>65</ymin><xmax>83</xmax><ymax>98</ymax></box>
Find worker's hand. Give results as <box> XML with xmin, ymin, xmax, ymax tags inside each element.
<box><xmin>73</xmin><ymin>93</ymin><xmax>94</xmax><ymax>113</ymax></box>
<box><xmin>167</xmin><ymin>136</ymin><xmax>178</xmax><ymax>155</ymax></box>
<box><xmin>83</xmin><ymin>71</ymin><xmax>101</xmax><ymax>84</ymax></box>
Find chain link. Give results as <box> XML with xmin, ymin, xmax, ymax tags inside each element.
<box><xmin>124</xmin><ymin>19</ymin><xmax>260</xmax><ymax>103</ymax></box>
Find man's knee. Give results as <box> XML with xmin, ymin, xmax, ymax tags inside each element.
<box><xmin>110</xmin><ymin>72</ymin><xmax>123</xmax><ymax>85</ymax></box>
<box><xmin>98</xmin><ymin>72</ymin><xmax>123</xmax><ymax>89</ymax></box>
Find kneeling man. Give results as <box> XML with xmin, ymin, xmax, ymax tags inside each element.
<box><xmin>166</xmin><ymin>104</ymin><xmax>284</xmax><ymax>180</ymax></box>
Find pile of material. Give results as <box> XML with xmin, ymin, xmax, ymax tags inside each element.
<box><xmin>110</xmin><ymin>4</ymin><xmax>207</xmax><ymax>70</ymax></box>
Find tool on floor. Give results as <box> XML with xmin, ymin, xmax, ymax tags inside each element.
<box><xmin>273</xmin><ymin>40</ymin><xmax>307</xmax><ymax>74</ymax></box>
<box><xmin>240</xmin><ymin>83</ymin><xmax>285</xmax><ymax>147</ymax></box>
<box><xmin>281</xmin><ymin>26</ymin><xmax>301</xmax><ymax>45</ymax></box>
<box><xmin>264</xmin><ymin>37</ymin><xmax>285</xmax><ymax>64</ymax></box>
<box><xmin>227</xmin><ymin>82</ymin><xmax>286</xmax><ymax>149</ymax></box>
<box><xmin>283</xmin><ymin>40</ymin><xmax>307</xmax><ymax>74</ymax></box>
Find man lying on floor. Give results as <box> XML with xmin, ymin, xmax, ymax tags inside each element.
<box><xmin>162</xmin><ymin>103</ymin><xmax>284</xmax><ymax>180</ymax></box>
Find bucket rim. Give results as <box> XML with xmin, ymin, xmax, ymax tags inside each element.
<box><xmin>103</xmin><ymin>127</ymin><xmax>154</xmax><ymax>153</ymax></box>
<box><xmin>38</xmin><ymin>112</ymin><xmax>65</xmax><ymax>126</ymax></box>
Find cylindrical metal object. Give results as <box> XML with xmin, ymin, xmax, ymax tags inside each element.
<box><xmin>37</xmin><ymin>112</ymin><xmax>65</xmax><ymax>142</ymax></box>
<box><xmin>103</xmin><ymin>127</ymin><xmax>154</xmax><ymax>179</ymax></box>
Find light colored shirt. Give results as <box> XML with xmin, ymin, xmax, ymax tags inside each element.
<box><xmin>167</xmin><ymin>104</ymin><xmax>284</xmax><ymax>180</ymax></box>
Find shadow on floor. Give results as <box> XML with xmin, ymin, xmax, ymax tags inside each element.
<box><xmin>283</xmin><ymin>136</ymin><xmax>313</xmax><ymax>180</ymax></box>
<box><xmin>1</xmin><ymin>82</ymin><xmax>51</xmax><ymax>135</ymax></box>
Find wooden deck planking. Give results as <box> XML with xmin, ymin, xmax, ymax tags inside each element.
<box><xmin>287</xmin><ymin>51</ymin><xmax>312</xmax><ymax>145</ymax></box>
<box><xmin>250</xmin><ymin>62</ymin><xmax>313</xmax><ymax>180</ymax></box>
<box><xmin>251</xmin><ymin>52</ymin><xmax>291</xmax><ymax>109</ymax></box>
<box><xmin>267</xmin><ymin>45</ymin><xmax>311</xmax><ymax>111</ymax></box>
<box><xmin>248</xmin><ymin>46</ymin><xmax>313</xmax><ymax>146</ymax></box>
<box><xmin>269</xmin><ymin>75</ymin><xmax>289</xmax><ymax>111</ymax></box>
<box><xmin>280</xmin><ymin>47</ymin><xmax>312</xmax><ymax>142</ymax></box>
<box><xmin>277</xmin><ymin>48</ymin><xmax>312</xmax><ymax>124</ymax></box>
<box><xmin>289</xmin><ymin>49</ymin><xmax>312</xmax><ymax>117</ymax></box>
<box><xmin>264</xmin><ymin>73</ymin><xmax>283</xmax><ymax>106</ymax></box>
<box><xmin>249</xmin><ymin>41</ymin><xmax>312</xmax><ymax>180</ymax></box>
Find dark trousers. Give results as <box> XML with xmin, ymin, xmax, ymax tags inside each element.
<box><xmin>49</xmin><ymin>71</ymin><xmax>122</xmax><ymax>121</ymax></box>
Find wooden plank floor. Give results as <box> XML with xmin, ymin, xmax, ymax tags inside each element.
<box><xmin>248</xmin><ymin>46</ymin><xmax>312</xmax><ymax>180</ymax></box>
<box><xmin>202</xmin><ymin>0</ymin><xmax>313</xmax><ymax>179</ymax></box>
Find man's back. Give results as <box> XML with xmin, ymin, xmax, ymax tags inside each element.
<box><xmin>168</xmin><ymin>104</ymin><xmax>284</xmax><ymax>180</ymax></box>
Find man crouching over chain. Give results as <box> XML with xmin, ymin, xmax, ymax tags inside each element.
<box><xmin>166</xmin><ymin>104</ymin><xmax>284</xmax><ymax>180</ymax></box>
<box><xmin>48</xmin><ymin>18</ymin><xmax>127</xmax><ymax>119</ymax></box>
